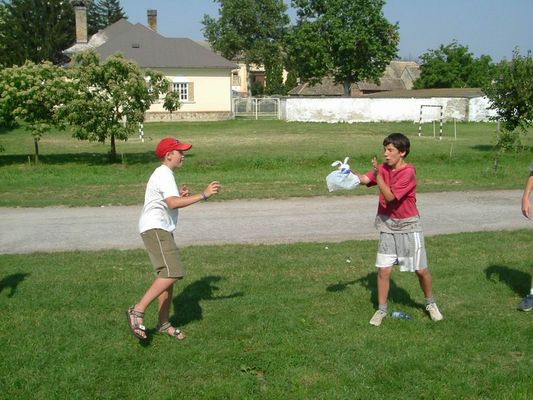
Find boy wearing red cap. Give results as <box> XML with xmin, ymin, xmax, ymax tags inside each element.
<box><xmin>127</xmin><ymin>138</ymin><xmax>221</xmax><ymax>341</ymax></box>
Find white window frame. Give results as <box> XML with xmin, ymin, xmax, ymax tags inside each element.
<box><xmin>172</xmin><ymin>82</ymin><xmax>189</xmax><ymax>101</ymax></box>
<box><xmin>171</xmin><ymin>77</ymin><xmax>190</xmax><ymax>102</ymax></box>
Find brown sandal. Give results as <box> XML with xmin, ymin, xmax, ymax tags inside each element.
<box><xmin>126</xmin><ymin>306</ymin><xmax>147</xmax><ymax>341</ymax></box>
<box><xmin>157</xmin><ymin>321</ymin><xmax>186</xmax><ymax>340</ymax></box>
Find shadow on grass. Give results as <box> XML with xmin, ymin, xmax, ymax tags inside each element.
<box><xmin>171</xmin><ymin>275</ymin><xmax>243</xmax><ymax>328</ymax></box>
<box><xmin>326</xmin><ymin>280</ymin><xmax>357</xmax><ymax>292</ymax></box>
<box><xmin>0</xmin><ymin>125</ymin><xmax>15</xmax><ymax>135</ymax></box>
<box><xmin>485</xmin><ymin>264</ymin><xmax>531</xmax><ymax>297</ymax></box>
<box><xmin>0</xmin><ymin>151</ymin><xmax>163</xmax><ymax>166</ymax></box>
<box><xmin>0</xmin><ymin>272</ymin><xmax>30</xmax><ymax>298</ymax></box>
<box><xmin>339</xmin><ymin>272</ymin><xmax>424</xmax><ymax>309</ymax></box>
<box><xmin>470</xmin><ymin>144</ymin><xmax>496</xmax><ymax>152</ymax></box>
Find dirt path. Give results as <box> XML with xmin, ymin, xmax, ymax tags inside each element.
<box><xmin>0</xmin><ymin>190</ymin><xmax>530</xmax><ymax>254</ymax></box>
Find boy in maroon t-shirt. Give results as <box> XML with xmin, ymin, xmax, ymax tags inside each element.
<box><xmin>354</xmin><ymin>133</ymin><xmax>443</xmax><ymax>326</ymax></box>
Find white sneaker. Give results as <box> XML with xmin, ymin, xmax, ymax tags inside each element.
<box><xmin>369</xmin><ymin>310</ymin><xmax>387</xmax><ymax>326</ymax></box>
<box><xmin>426</xmin><ymin>303</ymin><xmax>443</xmax><ymax>321</ymax></box>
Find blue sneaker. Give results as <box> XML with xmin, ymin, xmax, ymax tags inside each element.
<box><xmin>517</xmin><ymin>294</ymin><xmax>533</xmax><ymax>312</ymax></box>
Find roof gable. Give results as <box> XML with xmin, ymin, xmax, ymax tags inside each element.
<box><xmin>66</xmin><ymin>18</ymin><xmax>236</xmax><ymax>69</ymax></box>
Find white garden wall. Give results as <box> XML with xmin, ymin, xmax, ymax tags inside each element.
<box><xmin>282</xmin><ymin>96</ymin><xmax>497</xmax><ymax>123</ymax></box>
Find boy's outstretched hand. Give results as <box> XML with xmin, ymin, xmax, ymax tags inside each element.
<box><xmin>522</xmin><ymin>197</ymin><xmax>531</xmax><ymax>219</ymax></box>
<box><xmin>204</xmin><ymin>181</ymin><xmax>221</xmax><ymax>198</ymax></box>
<box><xmin>180</xmin><ymin>185</ymin><xmax>190</xmax><ymax>197</ymax></box>
<box><xmin>372</xmin><ymin>156</ymin><xmax>379</xmax><ymax>173</ymax></box>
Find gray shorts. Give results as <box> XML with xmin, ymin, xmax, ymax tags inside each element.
<box><xmin>140</xmin><ymin>229</ymin><xmax>185</xmax><ymax>278</ymax></box>
<box><xmin>375</xmin><ymin>231</ymin><xmax>428</xmax><ymax>272</ymax></box>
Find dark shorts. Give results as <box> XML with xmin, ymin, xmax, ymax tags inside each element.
<box><xmin>140</xmin><ymin>229</ymin><xmax>185</xmax><ymax>278</ymax></box>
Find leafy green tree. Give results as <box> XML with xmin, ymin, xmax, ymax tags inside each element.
<box><xmin>0</xmin><ymin>61</ymin><xmax>71</xmax><ymax>161</ymax></box>
<box><xmin>0</xmin><ymin>0</ymin><xmax>75</xmax><ymax>67</ymax></box>
<box><xmin>0</xmin><ymin>4</ymin><xmax>7</xmax><ymax>63</ymax></box>
<box><xmin>265</xmin><ymin>64</ymin><xmax>285</xmax><ymax>95</ymax></box>
<box><xmin>414</xmin><ymin>41</ymin><xmax>497</xmax><ymax>89</ymax></box>
<box><xmin>484</xmin><ymin>49</ymin><xmax>533</xmax><ymax>152</ymax></box>
<box><xmin>202</xmin><ymin>0</ymin><xmax>289</xmax><ymax>96</ymax></box>
<box><xmin>163</xmin><ymin>91</ymin><xmax>182</xmax><ymax>114</ymax></box>
<box><xmin>59</xmin><ymin>51</ymin><xmax>175</xmax><ymax>162</ymax></box>
<box><xmin>264</xmin><ymin>51</ymin><xmax>286</xmax><ymax>95</ymax></box>
<box><xmin>87</xmin><ymin>0</ymin><xmax>126</xmax><ymax>34</ymax></box>
<box><xmin>286</xmin><ymin>0</ymin><xmax>399</xmax><ymax>97</ymax></box>
<box><xmin>250</xmin><ymin>80</ymin><xmax>264</xmax><ymax>96</ymax></box>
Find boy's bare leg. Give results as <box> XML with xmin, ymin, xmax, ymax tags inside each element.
<box><xmin>135</xmin><ymin>277</ymin><xmax>177</xmax><ymax>313</ymax></box>
<box><xmin>377</xmin><ymin>267</ymin><xmax>393</xmax><ymax>305</ymax></box>
<box><xmin>416</xmin><ymin>268</ymin><xmax>443</xmax><ymax>320</ymax></box>
<box><xmin>415</xmin><ymin>268</ymin><xmax>433</xmax><ymax>298</ymax></box>
<box><xmin>370</xmin><ymin>267</ymin><xmax>393</xmax><ymax>326</ymax></box>
<box><xmin>155</xmin><ymin>280</ymin><xmax>186</xmax><ymax>339</ymax></box>
<box><xmin>157</xmin><ymin>285</ymin><xmax>174</xmax><ymax>325</ymax></box>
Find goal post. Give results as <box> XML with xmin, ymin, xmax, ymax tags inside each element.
<box><xmin>418</xmin><ymin>105</ymin><xmax>443</xmax><ymax>140</ymax></box>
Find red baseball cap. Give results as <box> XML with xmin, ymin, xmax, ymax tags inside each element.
<box><xmin>155</xmin><ymin>137</ymin><xmax>192</xmax><ymax>158</ymax></box>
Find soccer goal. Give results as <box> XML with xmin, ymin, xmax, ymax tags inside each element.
<box><xmin>418</xmin><ymin>105</ymin><xmax>444</xmax><ymax>140</ymax></box>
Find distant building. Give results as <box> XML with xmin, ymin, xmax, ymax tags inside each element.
<box><xmin>196</xmin><ymin>40</ymin><xmax>271</xmax><ymax>97</ymax></box>
<box><xmin>288</xmin><ymin>60</ymin><xmax>421</xmax><ymax>97</ymax></box>
<box><xmin>64</xmin><ymin>7</ymin><xmax>237</xmax><ymax>121</ymax></box>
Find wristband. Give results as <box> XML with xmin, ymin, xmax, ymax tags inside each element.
<box><xmin>201</xmin><ymin>192</ymin><xmax>208</xmax><ymax>201</ymax></box>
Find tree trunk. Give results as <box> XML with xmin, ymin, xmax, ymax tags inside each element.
<box><xmin>110</xmin><ymin>133</ymin><xmax>117</xmax><ymax>162</ymax></box>
<box><xmin>33</xmin><ymin>138</ymin><xmax>39</xmax><ymax>164</ymax></box>
<box><xmin>343</xmin><ymin>81</ymin><xmax>351</xmax><ymax>97</ymax></box>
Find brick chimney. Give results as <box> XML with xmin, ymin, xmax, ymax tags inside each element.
<box><xmin>147</xmin><ymin>9</ymin><xmax>157</xmax><ymax>32</ymax></box>
<box><xmin>73</xmin><ymin>2</ymin><xmax>88</xmax><ymax>44</ymax></box>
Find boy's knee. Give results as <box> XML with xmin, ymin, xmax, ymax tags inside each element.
<box><xmin>378</xmin><ymin>267</ymin><xmax>393</xmax><ymax>278</ymax></box>
<box><xmin>415</xmin><ymin>268</ymin><xmax>430</xmax><ymax>277</ymax></box>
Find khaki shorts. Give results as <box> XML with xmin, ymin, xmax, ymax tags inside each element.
<box><xmin>140</xmin><ymin>229</ymin><xmax>185</xmax><ymax>278</ymax></box>
<box><xmin>375</xmin><ymin>231</ymin><xmax>428</xmax><ymax>272</ymax></box>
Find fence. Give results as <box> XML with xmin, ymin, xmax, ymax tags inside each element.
<box><xmin>233</xmin><ymin>97</ymin><xmax>281</xmax><ymax>120</ymax></box>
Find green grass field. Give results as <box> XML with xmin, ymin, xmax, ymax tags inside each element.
<box><xmin>1</xmin><ymin>120</ymin><xmax>532</xmax><ymax>398</ymax></box>
<box><xmin>1</xmin><ymin>120</ymin><xmax>532</xmax><ymax>207</ymax></box>
<box><xmin>0</xmin><ymin>231</ymin><xmax>531</xmax><ymax>399</ymax></box>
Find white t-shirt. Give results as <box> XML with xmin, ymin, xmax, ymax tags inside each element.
<box><xmin>138</xmin><ymin>165</ymin><xmax>180</xmax><ymax>233</ymax></box>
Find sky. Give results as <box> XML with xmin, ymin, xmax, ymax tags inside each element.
<box><xmin>119</xmin><ymin>0</ymin><xmax>533</xmax><ymax>62</ymax></box>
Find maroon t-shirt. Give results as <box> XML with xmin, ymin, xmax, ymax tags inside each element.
<box><xmin>366</xmin><ymin>163</ymin><xmax>419</xmax><ymax>219</ymax></box>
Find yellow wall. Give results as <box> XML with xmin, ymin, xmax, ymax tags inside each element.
<box><xmin>147</xmin><ymin>68</ymin><xmax>233</xmax><ymax>113</ymax></box>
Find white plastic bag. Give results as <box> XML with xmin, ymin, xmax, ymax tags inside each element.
<box><xmin>326</xmin><ymin>157</ymin><xmax>361</xmax><ymax>192</ymax></box>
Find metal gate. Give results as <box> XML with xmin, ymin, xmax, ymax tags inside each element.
<box><xmin>233</xmin><ymin>97</ymin><xmax>281</xmax><ymax>120</ymax></box>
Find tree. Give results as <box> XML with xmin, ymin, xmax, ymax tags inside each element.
<box><xmin>0</xmin><ymin>0</ymin><xmax>75</xmax><ymax>67</ymax></box>
<box><xmin>286</xmin><ymin>0</ymin><xmax>399</xmax><ymax>97</ymax></box>
<box><xmin>87</xmin><ymin>0</ymin><xmax>126</xmax><ymax>34</ymax></box>
<box><xmin>202</xmin><ymin>0</ymin><xmax>289</xmax><ymax>96</ymax></box>
<box><xmin>483</xmin><ymin>49</ymin><xmax>533</xmax><ymax>151</ymax></box>
<box><xmin>0</xmin><ymin>4</ymin><xmax>7</xmax><ymax>63</ymax></box>
<box><xmin>414</xmin><ymin>41</ymin><xmax>497</xmax><ymax>89</ymax></box>
<box><xmin>163</xmin><ymin>91</ymin><xmax>181</xmax><ymax>114</ymax></box>
<box><xmin>59</xmin><ymin>51</ymin><xmax>176</xmax><ymax>162</ymax></box>
<box><xmin>265</xmin><ymin>62</ymin><xmax>285</xmax><ymax>95</ymax></box>
<box><xmin>264</xmin><ymin>45</ymin><xmax>286</xmax><ymax>95</ymax></box>
<box><xmin>0</xmin><ymin>61</ymin><xmax>71</xmax><ymax>161</ymax></box>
